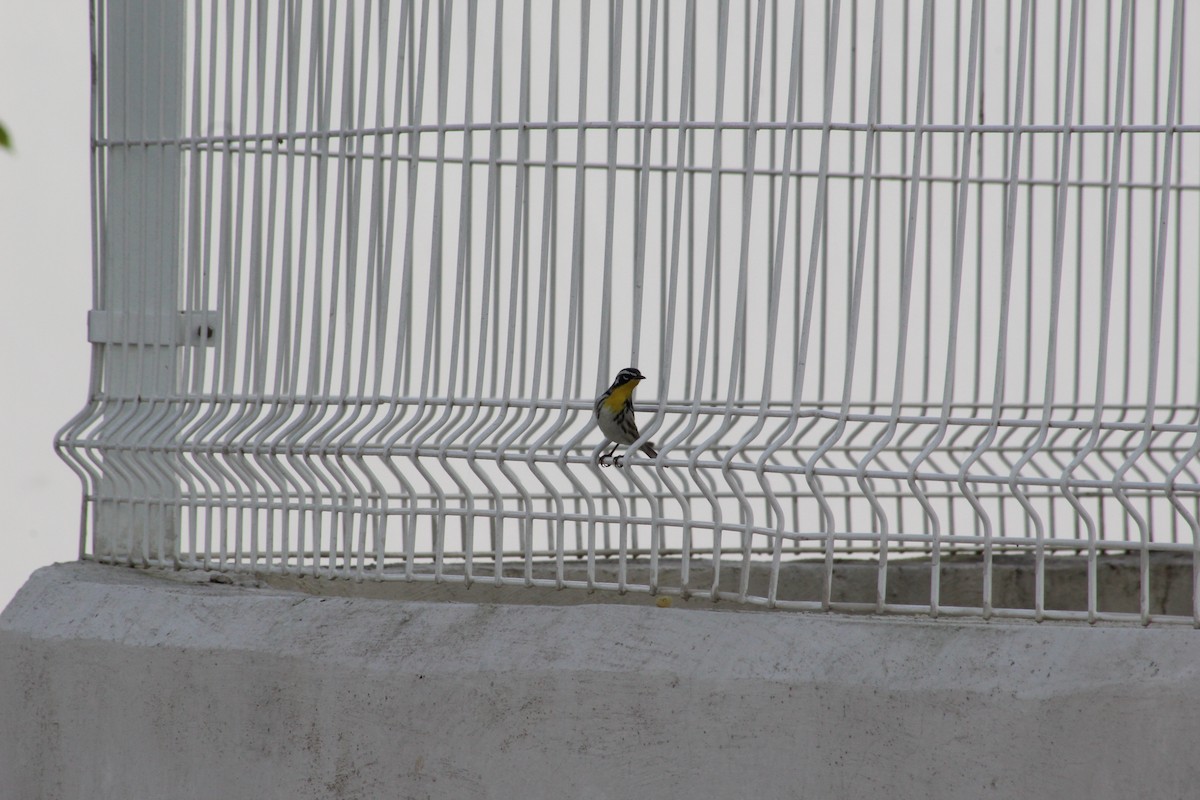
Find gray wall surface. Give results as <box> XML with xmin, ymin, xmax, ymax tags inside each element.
<box><xmin>3</xmin><ymin>562</ymin><xmax>1199</xmax><ymax>800</ymax></box>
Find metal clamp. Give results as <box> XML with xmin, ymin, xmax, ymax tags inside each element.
<box><xmin>87</xmin><ymin>310</ymin><xmax>220</xmax><ymax>347</ymax></box>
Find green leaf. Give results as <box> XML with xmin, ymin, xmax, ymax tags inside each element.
<box><xmin>0</xmin><ymin>122</ymin><xmax>11</xmax><ymax>151</ymax></box>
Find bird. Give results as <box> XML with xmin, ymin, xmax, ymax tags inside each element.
<box><xmin>594</xmin><ymin>367</ymin><xmax>659</xmax><ymax>467</ymax></box>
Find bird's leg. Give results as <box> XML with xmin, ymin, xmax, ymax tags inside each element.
<box><xmin>598</xmin><ymin>443</ymin><xmax>619</xmax><ymax>467</ymax></box>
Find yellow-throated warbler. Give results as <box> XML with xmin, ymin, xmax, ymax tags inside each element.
<box><xmin>594</xmin><ymin>367</ymin><xmax>658</xmax><ymax>466</ymax></box>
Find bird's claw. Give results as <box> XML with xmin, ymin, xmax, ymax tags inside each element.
<box><xmin>598</xmin><ymin>454</ymin><xmax>613</xmax><ymax>467</ymax></box>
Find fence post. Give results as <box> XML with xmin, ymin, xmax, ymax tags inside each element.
<box><xmin>92</xmin><ymin>0</ymin><xmax>186</xmax><ymax>561</ymax></box>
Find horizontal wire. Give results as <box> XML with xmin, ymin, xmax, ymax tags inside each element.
<box><xmin>96</xmin><ymin>118</ymin><xmax>1200</xmax><ymax>150</ymax></box>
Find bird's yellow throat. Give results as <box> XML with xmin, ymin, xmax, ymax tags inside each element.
<box><xmin>602</xmin><ymin>380</ymin><xmax>639</xmax><ymax>412</ymax></box>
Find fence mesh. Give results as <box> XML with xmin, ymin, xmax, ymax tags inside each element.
<box><xmin>58</xmin><ymin>0</ymin><xmax>1200</xmax><ymax>623</ymax></box>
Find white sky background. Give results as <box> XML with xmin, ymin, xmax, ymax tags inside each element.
<box><xmin>0</xmin><ymin>2</ymin><xmax>91</xmax><ymax>608</ymax></box>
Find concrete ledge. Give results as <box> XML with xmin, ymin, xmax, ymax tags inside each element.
<box><xmin>253</xmin><ymin>552</ymin><xmax>1196</xmax><ymax>617</ymax></box>
<box><xmin>3</xmin><ymin>562</ymin><xmax>1200</xmax><ymax>799</ymax></box>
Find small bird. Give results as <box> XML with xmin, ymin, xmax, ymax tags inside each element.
<box><xmin>595</xmin><ymin>367</ymin><xmax>658</xmax><ymax>466</ymax></box>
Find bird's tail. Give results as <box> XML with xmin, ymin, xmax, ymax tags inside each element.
<box><xmin>640</xmin><ymin>442</ymin><xmax>659</xmax><ymax>458</ymax></box>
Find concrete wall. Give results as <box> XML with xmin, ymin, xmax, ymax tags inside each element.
<box><xmin>3</xmin><ymin>562</ymin><xmax>1200</xmax><ymax>800</ymax></box>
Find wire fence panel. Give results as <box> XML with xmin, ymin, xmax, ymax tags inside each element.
<box><xmin>58</xmin><ymin>0</ymin><xmax>1200</xmax><ymax>624</ymax></box>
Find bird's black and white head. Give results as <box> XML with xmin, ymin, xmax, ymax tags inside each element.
<box><xmin>609</xmin><ymin>367</ymin><xmax>646</xmax><ymax>389</ymax></box>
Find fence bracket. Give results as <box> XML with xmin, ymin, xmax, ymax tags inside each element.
<box><xmin>87</xmin><ymin>309</ymin><xmax>220</xmax><ymax>347</ymax></box>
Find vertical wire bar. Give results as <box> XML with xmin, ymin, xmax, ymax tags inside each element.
<box><xmin>684</xmin><ymin>1</ymin><xmax>697</xmax><ymax>405</ymax></box>
<box><xmin>905</xmin><ymin>0</ymin><xmax>982</xmax><ymax>617</ymax></box>
<box><xmin>800</xmin><ymin>0</ymin><xmax>882</xmax><ymax>607</ymax></box>
<box><xmin>399</xmin><ymin>0</ymin><xmax>454</xmax><ymax>580</ymax></box>
<box><xmin>179</xmin><ymin>0</ymin><xmax>210</xmax><ymax>569</ymax></box>
<box><xmin>206</xmin><ymin>0</ymin><xmax>231</xmax><ymax>568</ymax></box>
<box><xmin>851</xmin><ymin>0</ymin><xmax>934</xmax><ymax>612</ymax></box>
<box><xmin>504</xmin><ymin>0</ymin><xmax>566</xmax><ymax>585</ymax></box>
<box><xmin>299</xmin><ymin>3</ymin><xmax>340</xmax><ymax>574</ymax></box>
<box><xmin>345</xmin><ymin>0</ymin><xmax>409</xmax><ymax>576</ymax></box>
<box><xmin>956</xmin><ymin>0</ymin><xmax>1032</xmax><ymax>619</ymax></box>
<box><xmin>1112</xmin><ymin>0</ymin><xmax>1185</xmax><ymax>625</ymax></box>
<box><xmin>752</xmin><ymin>0</ymin><xmax>811</xmax><ymax>606</ymax></box>
<box><xmin>390</xmin><ymin>0</ymin><xmax>434</xmax><ymax>579</ymax></box>
<box><xmin>321</xmin><ymin>2</ymin><xmax>360</xmax><ymax>574</ymax></box>
<box><xmin>596</xmin><ymin>0</ymin><xmax>625</xmax><ymax>387</ymax></box>
<box><xmin>228</xmin><ymin>1</ymin><xmax>259</xmax><ymax>575</ymax></box>
<box><xmin>1060</xmin><ymin>0</ymin><xmax>1132</xmax><ymax>624</ymax></box>
<box><xmin>612</xmin><ymin>0</ymin><xmax>666</xmax><ymax>591</ymax></box>
<box><xmin>146</xmin><ymin>1</ymin><xmax>178</xmax><ymax>568</ymax></box>
<box><xmin>1052</xmin><ymin>0</ymin><xmax>1089</xmax><ymax>551</ymax></box>
<box><xmin>1117</xmin><ymin>2</ymin><xmax>1137</xmax><ymax>547</ymax></box>
<box><xmin>199</xmin><ymin>0</ymin><xmax>250</xmax><ymax>575</ymax></box>
<box><xmin>72</xmin><ymin>0</ymin><xmax>107</xmax><ymax>559</ymax></box>
<box><xmin>267</xmin><ymin>1</ymin><xmax>312</xmax><ymax>575</ymax></box>
<box><xmin>794</xmin><ymin>0</ymin><xmax>842</xmax><ymax>610</ymax></box>
<box><xmin>343</xmin><ymin>0</ymin><xmax>396</xmax><ymax>578</ymax></box>
<box><xmin>690</xmin><ymin>0</ymin><xmax>768</xmax><ymax>603</ymax></box>
<box><xmin>544</xmin><ymin>0</ymin><xmax>598</xmax><ymax>589</ymax></box>
<box><xmin>587</xmin><ymin>2</ymin><xmax>634</xmax><ymax>587</ymax></box>
<box><xmin>1162</xmin><ymin>1</ymin><xmax>1193</xmax><ymax>567</ymax></box>
<box><xmin>1007</xmin><ymin>0</ymin><xmax>1082</xmax><ymax>621</ymax></box>
<box><xmin>708</xmin><ymin>9</ymin><xmax>722</xmax><ymax>404</ymax></box>
<box><xmin>1019</xmin><ymin>2</ymin><xmax>1038</xmax><ymax>413</ymax></box>
<box><xmin>457</xmin><ymin>0</ymin><xmax>507</xmax><ymax>584</ymax></box>
<box><xmin>628</xmin><ymin>1</ymin><xmax>659</xmax><ymax>369</ymax></box>
<box><xmin>330</xmin><ymin>0</ymin><xmax>386</xmax><ymax>579</ymax></box>
<box><xmin>283</xmin><ymin>0</ymin><xmax>331</xmax><ymax>575</ymax></box>
<box><xmin>643</xmin><ymin>0</ymin><xmax>698</xmax><ymax>592</ymax></box>
<box><xmin>677</xmin><ymin>0</ymin><xmax>731</xmax><ymax>600</ymax></box>
<box><xmin>1165</xmin><ymin>3</ymin><xmax>1189</xmax><ymax>549</ymax></box>
<box><xmin>421</xmin><ymin>0</ymin><xmax>479</xmax><ymax>583</ymax></box>
<box><xmin>477</xmin><ymin>0</ymin><xmax>535</xmax><ymax>582</ymax></box>
<box><xmin>219</xmin><ymin>0</ymin><xmax>242</xmax><ymax>568</ymax></box>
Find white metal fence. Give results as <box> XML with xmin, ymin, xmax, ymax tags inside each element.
<box><xmin>58</xmin><ymin>0</ymin><xmax>1200</xmax><ymax>624</ymax></box>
